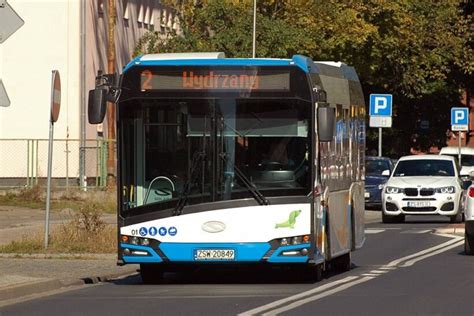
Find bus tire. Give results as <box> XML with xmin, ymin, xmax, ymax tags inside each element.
<box><xmin>332</xmin><ymin>252</ymin><xmax>351</xmax><ymax>272</ymax></box>
<box><xmin>140</xmin><ymin>264</ymin><xmax>164</xmax><ymax>284</ymax></box>
<box><xmin>305</xmin><ymin>263</ymin><xmax>323</xmax><ymax>282</ymax></box>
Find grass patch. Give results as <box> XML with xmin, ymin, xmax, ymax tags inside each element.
<box><xmin>0</xmin><ymin>186</ymin><xmax>117</xmax><ymax>213</ymax></box>
<box><xmin>0</xmin><ymin>204</ymin><xmax>116</xmax><ymax>254</ymax></box>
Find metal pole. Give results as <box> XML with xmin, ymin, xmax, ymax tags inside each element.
<box><xmin>44</xmin><ymin>121</ymin><xmax>54</xmax><ymax>249</ymax></box>
<box><xmin>378</xmin><ymin>127</ymin><xmax>382</xmax><ymax>157</ymax></box>
<box><xmin>252</xmin><ymin>0</ymin><xmax>256</xmax><ymax>58</ymax></box>
<box><xmin>79</xmin><ymin>0</ymin><xmax>86</xmax><ymax>192</ymax></box>
<box><xmin>458</xmin><ymin>131</ymin><xmax>462</xmax><ymax>168</ymax></box>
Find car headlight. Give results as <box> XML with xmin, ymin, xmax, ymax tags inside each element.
<box><xmin>435</xmin><ymin>186</ymin><xmax>455</xmax><ymax>194</ymax></box>
<box><xmin>385</xmin><ymin>186</ymin><xmax>402</xmax><ymax>194</ymax></box>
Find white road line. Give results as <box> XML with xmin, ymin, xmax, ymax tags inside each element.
<box><xmin>237</xmin><ymin>276</ymin><xmax>359</xmax><ymax>316</ymax></box>
<box><xmin>364</xmin><ymin>229</ymin><xmax>385</xmax><ymax>234</ymax></box>
<box><xmin>401</xmin><ymin>240</ymin><xmax>464</xmax><ymax>267</ymax></box>
<box><xmin>386</xmin><ymin>236</ymin><xmax>463</xmax><ymax>267</ymax></box>
<box><xmin>261</xmin><ymin>277</ymin><xmax>374</xmax><ymax>316</ymax></box>
<box><xmin>239</xmin><ymin>233</ymin><xmax>463</xmax><ymax>315</ymax></box>
<box><xmin>400</xmin><ymin>229</ymin><xmax>432</xmax><ymax>234</ymax></box>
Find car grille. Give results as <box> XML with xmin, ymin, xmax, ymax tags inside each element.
<box><xmin>404</xmin><ymin>188</ymin><xmax>418</xmax><ymax>196</ymax></box>
<box><xmin>420</xmin><ymin>189</ymin><xmax>434</xmax><ymax>196</ymax></box>
<box><xmin>402</xmin><ymin>188</ymin><xmax>435</xmax><ymax>196</ymax></box>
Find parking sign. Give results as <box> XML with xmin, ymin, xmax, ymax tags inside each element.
<box><xmin>451</xmin><ymin>107</ymin><xmax>469</xmax><ymax>131</ymax></box>
<box><xmin>369</xmin><ymin>94</ymin><xmax>392</xmax><ymax>117</ymax></box>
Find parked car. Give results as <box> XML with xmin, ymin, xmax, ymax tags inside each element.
<box><xmin>365</xmin><ymin>156</ymin><xmax>394</xmax><ymax>209</ymax></box>
<box><xmin>464</xmin><ymin>179</ymin><xmax>474</xmax><ymax>255</ymax></box>
<box><xmin>439</xmin><ymin>146</ymin><xmax>474</xmax><ymax>180</ymax></box>
<box><xmin>382</xmin><ymin>155</ymin><xmax>467</xmax><ymax>223</ymax></box>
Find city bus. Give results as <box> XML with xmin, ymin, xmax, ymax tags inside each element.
<box><xmin>88</xmin><ymin>53</ymin><xmax>366</xmax><ymax>283</ymax></box>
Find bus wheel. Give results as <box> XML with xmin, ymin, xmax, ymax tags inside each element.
<box><xmin>332</xmin><ymin>252</ymin><xmax>351</xmax><ymax>272</ymax></box>
<box><xmin>140</xmin><ymin>264</ymin><xmax>164</xmax><ymax>284</ymax></box>
<box><xmin>305</xmin><ymin>263</ymin><xmax>323</xmax><ymax>282</ymax></box>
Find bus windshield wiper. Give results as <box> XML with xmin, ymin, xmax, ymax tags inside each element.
<box><xmin>220</xmin><ymin>153</ymin><xmax>269</xmax><ymax>206</ymax></box>
<box><xmin>173</xmin><ymin>151</ymin><xmax>205</xmax><ymax>216</ymax></box>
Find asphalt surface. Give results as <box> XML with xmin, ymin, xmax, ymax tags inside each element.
<box><xmin>1</xmin><ymin>212</ymin><xmax>470</xmax><ymax>315</ymax></box>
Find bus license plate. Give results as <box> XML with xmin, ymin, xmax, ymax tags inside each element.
<box><xmin>194</xmin><ymin>249</ymin><xmax>235</xmax><ymax>261</ymax></box>
<box><xmin>407</xmin><ymin>201</ymin><xmax>431</xmax><ymax>207</ymax></box>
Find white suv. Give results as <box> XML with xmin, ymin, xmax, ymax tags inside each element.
<box><xmin>382</xmin><ymin>155</ymin><xmax>464</xmax><ymax>223</ymax></box>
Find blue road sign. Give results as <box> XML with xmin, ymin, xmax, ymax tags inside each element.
<box><xmin>369</xmin><ymin>94</ymin><xmax>392</xmax><ymax>117</ymax></box>
<box><xmin>451</xmin><ymin>107</ymin><xmax>469</xmax><ymax>125</ymax></box>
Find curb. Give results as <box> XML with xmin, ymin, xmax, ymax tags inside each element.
<box><xmin>0</xmin><ymin>269</ymin><xmax>138</xmax><ymax>306</ymax></box>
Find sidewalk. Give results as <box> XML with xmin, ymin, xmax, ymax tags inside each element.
<box><xmin>0</xmin><ymin>205</ymin><xmax>137</xmax><ymax>307</ymax></box>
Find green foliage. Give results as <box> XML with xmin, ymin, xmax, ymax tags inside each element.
<box><xmin>134</xmin><ymin>0</ymin><xmax>473</xmax><ymax>156</ymax></box>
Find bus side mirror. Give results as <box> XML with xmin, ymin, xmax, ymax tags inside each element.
<box><xmin>88</xmin><ymin>88</ymin><xmax>107</xmax><ymax>124</ymax></box>
<box><xmin>318</xmin><ymin>106</ymin><xmax>335</xmax><ymax>142</ymax></box>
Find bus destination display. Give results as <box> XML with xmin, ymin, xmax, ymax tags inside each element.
<box><xmin>140</xmin><ymin>70</ymin><xmax>290</xmax><ymax>92</ymax></box>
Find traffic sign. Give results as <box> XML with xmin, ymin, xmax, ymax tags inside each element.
<box><xmin>0</xmin><ymin>80</ymin><xmax>10</xmax><ymax>107</ymax></box>
<box><xmin>369</xmin><ymin>94</ymin><xmax>392</xmax><ymax>117</ymax></box>
<box><xmin>451</xmin><ymin>107</ymin><xmax>469</xmax><ymax>131</ymax></box>
<box><xmin>0</xmin><ymin>0</ymin><xmax>24</xmax><ymax>44</ymax></box>
<box><xmin>50</xmin><ymin>71</ymin><xmax>61</xmax><ymax>122</ymax></box>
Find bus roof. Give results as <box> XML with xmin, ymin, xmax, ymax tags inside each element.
<box><xmin>123</xmin><ymin>52</ymin><xmax>359</xmax><ymax>82</ymax></box>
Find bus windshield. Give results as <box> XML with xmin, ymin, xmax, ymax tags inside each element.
<box><xmin>120</xmin><ymin>97</ymin><xmax>311</xmax><ymax>213</ymax></box>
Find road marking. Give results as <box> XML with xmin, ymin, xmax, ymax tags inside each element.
<box><xmin>239</xmin><ymin>233</ymin><xmax>463</xmax><ymax>315</ymax></box>
<box><xmin>400</xmin><ymin>229</ymin><xmax>432</xmax><ymax>234</ymax></box>
<box><xmin>386</xmin><ymin>236</ymin><xmax>463</xmax><ymax>268</ymax></box>
<box><xmin>364</xmin><ymin>229</ymin><xmax>385</xmax><ymax>234</ymax></box>
<box><xmin>400</xmin><ymin>240</ymin><xmax>464</xmax><ymax>267</ymax></box>
<box><xmin>237</xmin><ymin>276</ymin><xmax>359</xmax><ymax>316</ymax></box>
<box><xmin>261</xmin><ymin>277</ymin><xmax>374</xmax><ymax>316</ymax></box>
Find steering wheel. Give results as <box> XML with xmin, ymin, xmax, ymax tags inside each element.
<box><xmin>144</xmin><ymin>176</ymin><xmax>176</xmax><ymax>204</ymax></box>
<box><xmin>260</xmin><ymin>161</ymin><xmax>285</xmax><ymax>171</ymax></box>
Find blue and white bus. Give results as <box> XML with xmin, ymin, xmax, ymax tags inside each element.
<box><xmin>88</xmin><ymin>53</ymin><xmax>366</xmax><ymax>283</ymax></box>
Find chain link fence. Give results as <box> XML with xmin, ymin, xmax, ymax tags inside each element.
<box><xmin>0</xmin><ymin>139</ymin><xmax>114</xmax><ymax>189</ymax></box>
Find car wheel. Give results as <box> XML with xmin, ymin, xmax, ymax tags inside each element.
<box><xmin>465</xmin><ymin>231</ymin><xmax>474</xmax><ymax>255</ymax></box>
<box><xmin>382</xmin><ymin>212</ymin><xmax>399</xmax><ymax>223</ymax></box>
<box><xmin>449</xmin><ymin>212</ymin><xmax>463</xmax><ymax>223</ymax></box>
<box><xmin>140</xmin><ymin>264</ymin><xmax>164</xmax><ymax>284</ymax></box>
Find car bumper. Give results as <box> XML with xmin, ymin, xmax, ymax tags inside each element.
<box><xmin>382</xmin><ymin>193</ymin><xmax>460</xmax><ymax>216</ymax></box>
<box><xmin>365</xmin><ymin>187</ymin><xmax>382</xmax><ymax>207</ymax></box>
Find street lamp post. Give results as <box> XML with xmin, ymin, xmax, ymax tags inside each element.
<box><xmin>252</xmin><ymin>0</ymin><xmax>256</xmax><ymax>58</ymax></box>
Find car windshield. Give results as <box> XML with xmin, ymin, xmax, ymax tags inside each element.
<box><xmin>443</xmin><ymin>154</ymin><xmax>474</xmax><ymax>167</ymax></box>
<box><xmin>393</xmin><ymin>159</ymin><xmax>455</xmax><ymax>177</ymax></box>
<box><xmin>366</xmin><ymin>159</ymin><xmax>391</xmax><ymax>176</ymax></box>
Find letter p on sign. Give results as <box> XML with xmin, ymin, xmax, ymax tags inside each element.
<box><xmin>369</xmin><ymin>94</ymin><xmax>392</xmax><ymax>117</ymax></box>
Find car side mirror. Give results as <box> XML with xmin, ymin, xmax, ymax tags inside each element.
<box><xmin>88</xmin><ymin>88</ymin><xmax>107</xmax><ymax>124</ymax></box>
<box><xmin>381</xmin><ymin>170</ymin><xmax>390</xmax><ymax>177</ymax></box>
<box><xmin>462</xmin><ymin>180</ymin><xmax>472</xmax><ymax>190</ymax></box>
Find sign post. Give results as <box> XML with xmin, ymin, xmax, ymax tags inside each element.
<box><xmin>45</xmin><ymin>70</ymin><xmax>61</xmax><ymax>249</ymax></box>
<box><xmin>451</xmin><ymin>107</ymin><xmax>469</xmax><ymax>168</ymax></box>
<box><xmin>369</xmin><ymin>94</ymin><xmax>393</xmax><ymax>157</ymax></box>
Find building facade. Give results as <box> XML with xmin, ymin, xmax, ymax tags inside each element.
<box><xmin>0</xmin><ymin>0</ymin><xmax>178</xmax><ymax>186</ymax></box>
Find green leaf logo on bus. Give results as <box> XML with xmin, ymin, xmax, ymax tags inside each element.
<box><xmin>275</xmin><ymin>210</ymin><xmax>301</xmax><ymax>229</ymax></box>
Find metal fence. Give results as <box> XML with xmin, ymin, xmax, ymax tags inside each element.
<box><xmin>0</xmin><ymin>139</ymin><xmax>114</xmax><ymax>189</ymax></box>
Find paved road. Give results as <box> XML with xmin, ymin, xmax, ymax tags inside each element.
<box><xmin>1</xmin><ymin>215</ymin><xmax>472</xmax><ymax>316</ymax></box>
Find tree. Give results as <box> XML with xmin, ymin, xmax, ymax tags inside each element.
<box><xmin>134</xmin><ymin>0</ymin><xmax>473</xmax><ymax>156</ymax></box>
